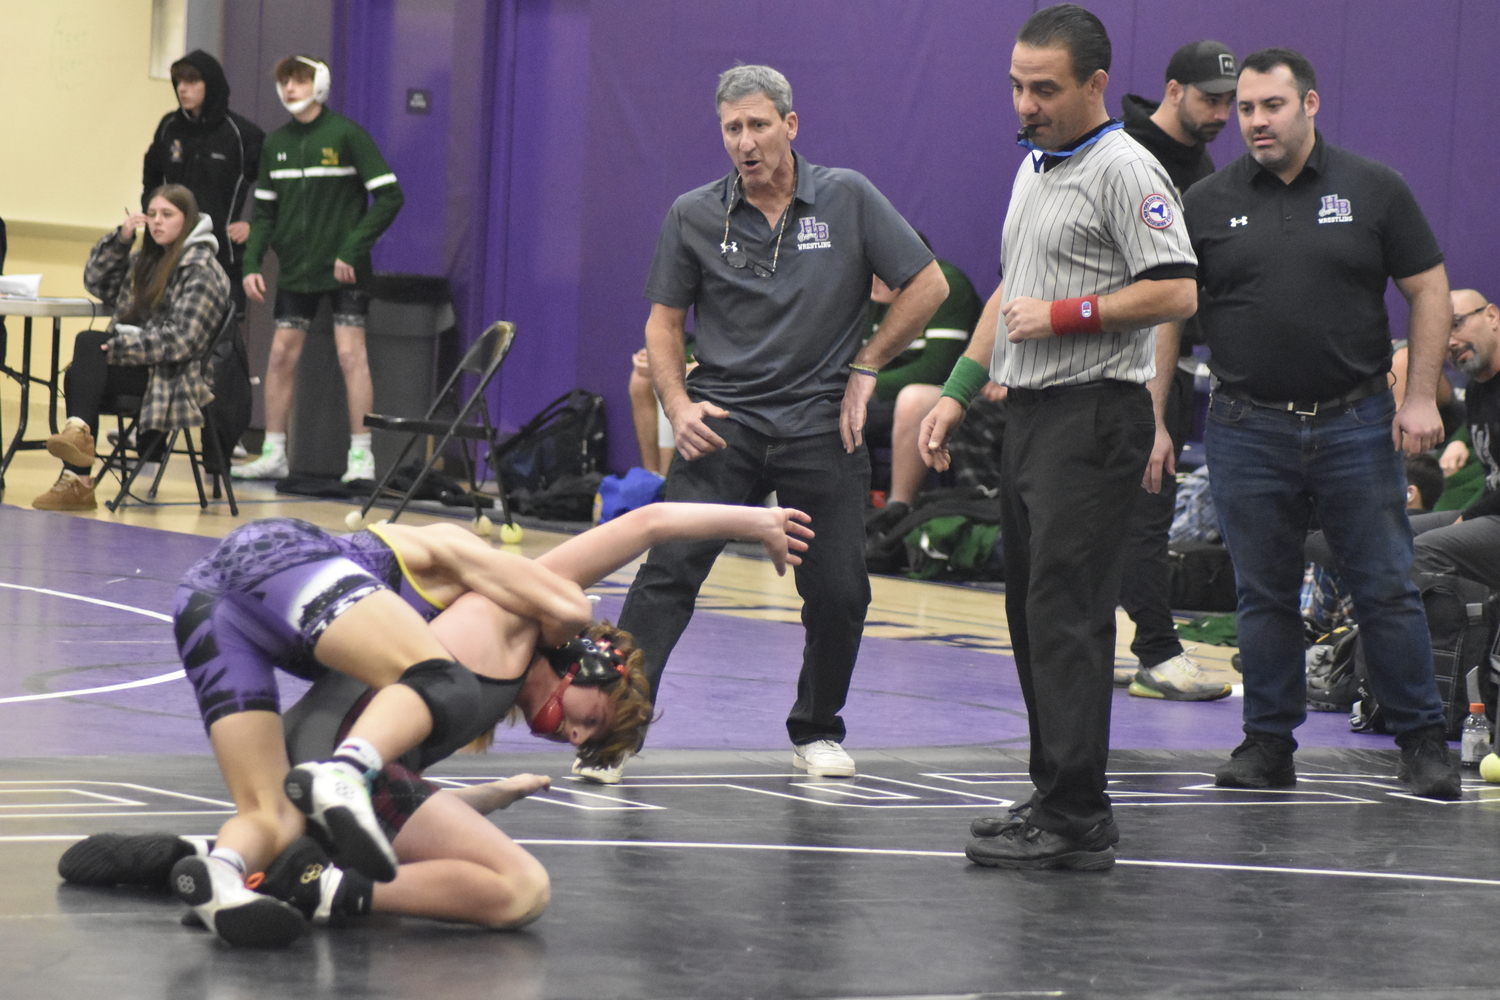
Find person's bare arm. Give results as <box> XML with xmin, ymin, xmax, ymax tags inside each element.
<box><xmin>647</xmin><ymin>303</ymin><xmax>726</xmax><ymax>459</ymax></box>
<box><xmin>919</xmin><ymin>281</ymin><xmax>1002</xmax><ymax>472</ymax></box>
<box><xmin>536</xmin><ymin>503</ymin><xmax>814</xmax><ymax>586</ymax></box>
<box><xmin>1001</xmin><ymin>278</ymin><xmax>1197</xmax><ymax>341</ymax></box>
<box><xmin>450</xmin><ymin>774</ymin><xmax>551</xmax><ymax>813</ymax></box>
<box><xmin>841</xmin><ymin>260</ymin><xmax>949</xmax><ymax>452</ymax></box>
<box><xmin>1142</xmin><ymin>320</ymin><xmax>1181</xmax><ymax>493</ymax></box>
<box><xmin>1392</xmin><ymin>262</ymin><xmax>1451</xmax><ymax>454</ymax></box>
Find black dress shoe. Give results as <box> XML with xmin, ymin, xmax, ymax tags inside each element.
<box><xmin>1215</xmin><ymin>732</ymin><xmax>1297</xmax><ymax>788</ymax></box>
<box><xmin>1396</xmin><ymin>724</ymin><xmax>1462</xmax><ymax>800</ymax></box>
<box><xmin>966</xmin><ymin>819</ymin><xmax>1116</xmax><ymax>871</ymax></box>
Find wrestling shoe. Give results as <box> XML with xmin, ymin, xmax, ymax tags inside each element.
<box><xmin>792</xmin><ymin>739</ymin><xmax>856</xmax><ymax>777</ymax></box>
<box><xmin>231</xmin><ymin>442</ymin><xmax>287</xmax><ymax>480</ymax></box>
<box><xmin>966</xmin><ymin>818</ymin><xmax>1117</xmax><ymax>871</ymax></box>
<box><xmin>1396</xmin><ymin>724</ymin><xmax>1462</xmax><ymax>801</ymax></box>
<box><xmin>572</xmin><ymin>753</ymin><xmax>629</xmax><ymax>784</ymax></box>
<box><xmin>1215</xmin><ymin>732</ymin><xmax>1297</xmax><ymax>789</ymax></box>
<box><xmin>341</xmin><ymin>446</ymin><xmax>374</xmax><ymax>483</ymax></box>
<box><xmin>1128</xmin><ymin>650</ymin><xmax>1233</xmax><ymax>702</ymax></box>
<box><xmin>283</xmin><ymin>761</ymin><xmax>398</xmax><ymax>882</ymax></box>
<box><xmin>257</xmin><ymin>836</ymin><xmax>373</xmax><ymax>926</ymax></box>
<box><xmin>169</xmin><ymin>855</ymin><xmax>305</xmax><ymax>948</ymax></box>
<box><xmin>32</xmin><ymin>471</ymin><xmax>96</xmax><ymax>511</ymax></box>
<box><xmin>45</xmin><ymin>417</ymin><xmax>95</xmax><ymax>467</ymax></box>
<box><xmin>58</xmin><ymin>832</ymin><xmax>211</xmax><ymax>888</ymax></box>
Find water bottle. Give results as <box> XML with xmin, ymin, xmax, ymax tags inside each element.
<box><xmin>1460</xmin><ymin>703</ymin><xmax>1491</xmax><ymax>769</ymax></box>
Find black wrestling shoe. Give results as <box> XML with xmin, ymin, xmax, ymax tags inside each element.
<box><xmin>258</xmin><ymin>836</ymin><xmax>373</xmax><ymax>926</ymax></box>
<box><xmin>170</xmin><ymin>856</ymin><xmax>305</xmax><ymax>948</ymax></box>
<box><xmin>1215</xmin><ymin>732</ymin><xmax>1297</xmax><ymax>789</ymax></box>
<box><xmin>1396</xmin><ymin>724</ymin><xmax>1462</xmax><ymax>801</ymax></box>
<box><xmin>58</xmin><ymin>833</ymin><xmax>211</xmax><ymax>888</ymax></box>
<box><xmin>966</xmin><ymin>819</ymin><xmax>1117</xmax><ymax>871</ymax></box>
<box><xmin>284</xmin><ymin>761</ymin><xmax>397</xmax><ymax>882</ymax></box>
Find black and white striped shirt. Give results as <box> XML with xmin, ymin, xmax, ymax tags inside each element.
<box><xmin>995</xmin><ymin>128</ymin><xmax>1196</xmax><ymax>389</ymax></box>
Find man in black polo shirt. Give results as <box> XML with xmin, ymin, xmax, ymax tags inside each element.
<box><xmin>608</xmin><ymin>64</ymin><xmax>947</xmax><ymax>782</ymax></box>
<box><xmin>1180</xmin><ymin>48</ymin><xmax>1459</xmax><ymax>798</ymax></box>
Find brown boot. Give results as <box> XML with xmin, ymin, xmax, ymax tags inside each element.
<box><xmin>32</xmin><ymin>471</ymin><xmax>97</xmax><ymax>511</ymax></box>
<box><xmin>46</xmin><ymin>418</ymin><xmax>96</xmax><ymax>467</ymax></box>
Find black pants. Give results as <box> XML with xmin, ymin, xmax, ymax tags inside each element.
<box><xmin>1000</xmin><ymin>381</ymin><xmax>1154</xmax><ymax>837</ymax></box>
<box><xmin>1118</xmin><ymin>366</ymin><xmax>1195</xmax><ymax>666</ymax></box>
<box><xmin>617</xmin><ymin>418</ymin><xmax>871</xmax><ymax>745</ymax></box>
<box><xmin>63</xmin><ymin>330</ymin><xmax>163</xmax><ymax>463</ymax></box>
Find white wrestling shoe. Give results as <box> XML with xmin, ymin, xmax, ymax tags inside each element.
<box><xmin>572</xmin><ymin>753</ymin><xmax>630</xmax><ymax>784</ymax></box>
<box><xmin>341</xmin><ymin>446</ymin><xmax>374</xmax><ymax>483</ymax></box>
<box><xmin>792</xmin><ymin>739</ymin><xmax>856</xmax><ymax>777</ymax></box>
<box><xmin>169</xmin><ymin>855</ymin><xmax>305</xmax><ymax>948</ymax></box>
<box><xmin>231</xmin><ymin>442</ymin><xmax>287</xmax><ymax>480</ymax></box>
<box><xmin>283</xmin><ymin>761</ymin><xmax>397</xmax><ymax>882</ymax></box>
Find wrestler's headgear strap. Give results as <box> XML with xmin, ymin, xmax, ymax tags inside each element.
<box><xmin>527</xmin><ymin>634</ymin><xmax>628</xmax><ymax>738</ymax></box>
<box><xmin>277</xmin><ymin>56</ymin><xmax>331</xmax><ymax>113</ymax></box>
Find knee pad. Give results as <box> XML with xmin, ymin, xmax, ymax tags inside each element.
<box><xmin>397</xmin><ymin>659</ymin><xmax>482</xmax><ymax>758</ymax></box>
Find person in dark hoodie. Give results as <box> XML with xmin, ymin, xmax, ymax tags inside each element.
<box><xmin>1110</xmin><ymin>41</ymin><xmax>1239</xmax><ymax>702</ymax></box>
<box><xmin>143</xmin><ymin>51</ymin><xmax>264</xmax><ymax>316</ymax></box>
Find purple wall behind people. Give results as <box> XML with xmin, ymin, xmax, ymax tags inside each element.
<box><xmin>244</xmin><ymin>0</ymin><xmax>1500</xmax><ymax>474</ymax></box>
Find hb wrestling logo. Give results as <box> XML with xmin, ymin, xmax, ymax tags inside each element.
<box><xmin>1318</xmin><ymin>193</ymin><xmax>1353</xmax><ymax>224</ymax></box>
<box><xmin>796</xmin><ymin>217</ymin><xmax>831</xmax><ymax>250</ymax></box>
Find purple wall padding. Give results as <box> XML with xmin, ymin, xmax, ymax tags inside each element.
<box><xmin>334</xmin><ymin>0</ymin><xmax>1500</xmax><ymax>473</ymax></box>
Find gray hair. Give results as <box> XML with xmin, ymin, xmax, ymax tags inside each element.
<box><xmin>715</xmin><ymin>64</ymin><xmax>793</xmax><ymax>118</ymax></box>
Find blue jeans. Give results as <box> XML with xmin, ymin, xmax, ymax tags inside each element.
<box><xmin>1205</xmin><ymin>389</ymin><xmax>1444</xmax><ymax>739</ymax></box>
<box><xmin>617</xmin><ymin>419</ymin><xmax>871</xmax><ymax>745</ymax></box>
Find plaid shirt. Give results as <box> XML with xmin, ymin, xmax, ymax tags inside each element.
<box><xmin>83</xmin><ymin>222</ymin><xmax>231</xmax><ymax>431</ymax></box>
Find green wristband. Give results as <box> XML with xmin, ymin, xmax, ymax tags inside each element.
<box><xmin>939</xmin><ymin>355</ymin><xmax>989</xmax><ymax>409</ymax></box>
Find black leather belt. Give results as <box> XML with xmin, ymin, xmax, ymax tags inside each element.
<box><xmin>1215</xmin><ymin>373</ymin><xmax>1389</xmax><ymax>417</ymax></box>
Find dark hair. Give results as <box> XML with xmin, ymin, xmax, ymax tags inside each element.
<box><xmin>1017</xmin><ymin>4</ymin><xmax>1111</xmax><ymax>85</ymax></box>
<box><xmin>169</xmin><ymin>60</ymin><xmax>203</xmax><ymax>86</ymax></box>
<box><xmin>1240</xmin><ymin>48</ymin><xmax>1317</xmax><ymax>99</ymax></box>
<box><xmin>1405</xmin><ymin>452</ymin><xmax>1445</xmax><ymax>511</ymax></box>
<box><xmin>121</xmin><ymin>184</ymin><xmax>200</xmax><ymax>325</ymax></box>
<box><xmin>274</xmin><ymin>55</ymin><xmax>320</xmax><ymax>84</ymax></box>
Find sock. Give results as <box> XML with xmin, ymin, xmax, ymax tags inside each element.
<box><xmin>334</xmin><ymin>867</ymin><xmax>375</xmax><ymax>918</ymax></box>
<box><xmin>262</xmin><ymin>432</ymin><xmax>287</xmax><ymax>455</ymax></box>
<box><xmin>208</xmin><ymin>847</ymin><xmax>247</xmax><ymax>879</ymax></box>
<box><xmin>333</xmin><ymin>737</ymin><xmax>383</xmax><ymax>781</ymax></box>
<box><xmin>349</xmin><ymin>433</ymin><xmax>371</xmax><ymax>452</ymax></box>
<box><xmin>62</xmin><ymin>463</ymin><xmax>92</xmax><ymax>478</ymax></box>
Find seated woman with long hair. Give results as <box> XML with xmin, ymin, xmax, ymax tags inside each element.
<box><xmin>33</xmin><ymin>183</ymin><xmax>231</xmax><ymax>511</ymax></box>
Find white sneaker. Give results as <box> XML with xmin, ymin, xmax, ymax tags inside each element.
<box><xmin>169</xmin><ymin>855</ymin><xmax>305</xmax><ymax>948</ymax></box>
<box><xmin>283</xmin><ymin>761</ymin><xmax>397</xmax><ymax>882</ymax></box>
<box><xmin>231</xmin><ymin>443</ymin><xmax>287</xmax><ymax>480</ymax></box>
<box><xmin>792</xmin><ymin>739</ymin><xmax>856</xmax><ymax>777</ymax></box>
<box><xmin>1128</xmin><ymin>648</ymin><xmax>1233</xmax><ymax>702</ymax></box>
<box><xmin>341</xmin><ymin>446</ymin><xmax>374</xmax><ymax>483</ymax></box>
<box><xmin>572</xmin><ymin>754</ymin><xmax>629</xmax><ymax>784</ymax></box>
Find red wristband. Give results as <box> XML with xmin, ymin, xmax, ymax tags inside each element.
<box><xmin>1050</xmin><ymin>295</ymin><xmax>1102</xmax><ymax>336</ymax></box>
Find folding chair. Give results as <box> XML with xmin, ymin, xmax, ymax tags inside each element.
<box><xmin>351</xmin><ymin>320</ymin><xmax>516</xmax><ymax>532</ymax></box>
<box><xmin>97</xmin><ymin>308</ymin><xmax>241</xmax><ymax>515</ymax></box>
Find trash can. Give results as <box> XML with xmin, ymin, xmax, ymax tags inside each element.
<box><xmin>288</xmin><ymin>274</ymin><xmax>453</xmax><ymax>480</ymax></box>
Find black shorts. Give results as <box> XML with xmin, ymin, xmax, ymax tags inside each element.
<box><xmin>273</xmin><ymin>288</ymin><xmax>371</xmax><ymax>331</ymax></box>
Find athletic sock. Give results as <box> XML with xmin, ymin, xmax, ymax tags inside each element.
<box><xmin>333</xmin><ymin>737</ymin><xmax>384</xmax><ymax>783</ymax></box>
<box><xmin>208</xmin><ymin>847</ymin><xmax>248</xmax><ymax>879</ymax></box>
<box><xmin>349</xmin><ymin>432</ymin><xmax>372</xmax><ymax>450</ymax></box>
<box><xmin>262</xmin><ymin>431</ymin><xmax>287</xmax><ymax>454</ymax></box>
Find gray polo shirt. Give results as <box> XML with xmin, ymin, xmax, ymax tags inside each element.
<box><xmin>996</xmin><ymin>126</ymin><xmax>1196</xmax><ymax>389</ymax></box>
<box><xmin>645</xmin><ymin>151</ymin><xmax>933</xmax><ymax>437</ymax></box>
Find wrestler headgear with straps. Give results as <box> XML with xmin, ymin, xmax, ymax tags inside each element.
<box><xmin>528</xmin><ymin>634</ymin><xmax>628</xmax><ymax>737</ymax></box>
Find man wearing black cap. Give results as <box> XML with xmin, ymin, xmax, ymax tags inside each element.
<box><xmin>1112</xmin><ymin>41</ymin><xmax>1237</xmax><ymax>702</ymax></box>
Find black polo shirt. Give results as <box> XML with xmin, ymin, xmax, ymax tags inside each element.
<box><xmin>645</xmin><ymin>151</ymin><xmax>932</xmax><ymax>438</ymax></box>
<box><xmin>1183</xmin><ymin>133</ymin><xmax>1444</xmax><ymax>401</ymax></box>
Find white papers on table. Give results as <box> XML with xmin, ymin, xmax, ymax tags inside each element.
<box><xmin>0</xmin><ymin>274</ymin><xmax>43</xmax><ymax>298</ymax></box>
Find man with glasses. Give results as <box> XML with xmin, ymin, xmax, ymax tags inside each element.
<box><xmin>1178</xmin><ymin>48</ymin><xmax>1459</xmax><ymax>799</ymax></box>
<box><xmin>1409</xmin><ymin>290</ymin><xmax>1500</xmax><ymax>589</ymax></box>
<box><xmin>606</xmin><ymin>64</ymin><xmax>946</xmax><ymax>782</ymax></box>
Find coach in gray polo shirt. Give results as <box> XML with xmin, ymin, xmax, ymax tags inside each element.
<box><xmin>609</xmin><ymin>64</ymin><xmax>946</xmax><ymax>782</ymax></box>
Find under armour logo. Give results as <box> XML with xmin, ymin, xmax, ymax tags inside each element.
<box><xmin>720</xmin><ymin>241</ymin><xmax>739</xmax><ymax>254</ymax></box>
<box><xmin>1229</xmin><ymin>216</ymin><xmax>1249</xmax><ymax>227</ymax></box>
<box><xmin>277</xmin><ymin>152</ymin><xmax>287</xmax><ymax>161</ymax></box>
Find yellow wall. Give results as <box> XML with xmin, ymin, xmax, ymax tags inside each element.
<box><xmin>1</xmin><ymin>1</ymin><xmax>173</xmax><ymax>375</ymax></box>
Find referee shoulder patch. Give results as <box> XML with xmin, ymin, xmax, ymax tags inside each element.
<box><xmin>1140</xmin><ymin>194</ymin><xmax>1174</xmax><ymax>229</ymax></box>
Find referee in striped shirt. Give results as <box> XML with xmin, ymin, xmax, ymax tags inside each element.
<box><xmin>921</xmin><ymin>4</ymin><xmax>1198</xmax><ymax>870</ymax></box>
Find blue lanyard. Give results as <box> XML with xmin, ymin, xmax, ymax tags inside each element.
<box><xmin>1018</xmin><ymin>120</ymin><xmax>1123</xmax><ymax>172</ymax></box>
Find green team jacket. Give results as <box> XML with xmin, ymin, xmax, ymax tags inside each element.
<box><xmin>243</xmin><ymin>107</ymin><xmax>404</xmax><ymax>292</ymax></box>
<box><xmin>867</xmin><ymin>258</ymin><xmax>984</xmax><ymax>402</ymax></box>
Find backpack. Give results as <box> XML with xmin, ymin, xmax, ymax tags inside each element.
<box><xmin>1169</xmin><ymin>465</ymin><xmax>1221</xmax><ymax>544</ymax></box>
<box><xmin>863</xmin><ymin>485</ymin><xmax>1004</xmax><ymax>580</ymax></box>
<box><xmin>492</xmin><ymin>389</ymin><xmax>607</xmax><ymax>494</ymax></box>
<box><xmin>1166</xmin><ymin>541</ymin><xmax>1237</xmax><ymax>612</ymax></box>
<box><xmin>509</xmin><ymin>471</ymin><xmax>604</xmax><ymax>523</ymax></box>
<box><xmin>1351</xmin><ymin>572</ymin><xmax>1499</xmax><ymax>739</ymax></box>
<box><xmin>1306</xmin><ymin>625</ymin><xmax>1363</xmax><ymax>712</ymax></box>
<box><xmin>198</xmin><ymin>319</ymin><xmax>252</xmax><ymax>475</ymax></box>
